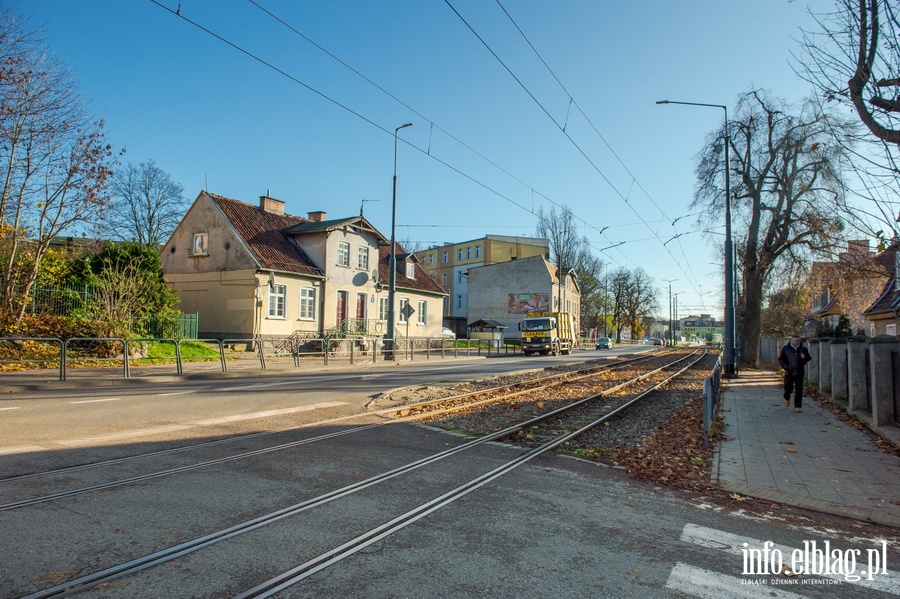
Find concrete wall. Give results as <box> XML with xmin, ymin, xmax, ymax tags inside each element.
<box><xmin>761</xmin><ymin>336</ymin><xmax>899</xmax><ymax>433</ymax></box>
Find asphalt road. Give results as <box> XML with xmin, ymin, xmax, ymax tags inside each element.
<box><xmin>2</xmin><ymin>345</ymin><xmax>898</xmax><ymax>598</ymax></box>
<box><xmin>0</xmin><ymin>347</ymin><xmax>637</xmax><ymax>474</ymax></box>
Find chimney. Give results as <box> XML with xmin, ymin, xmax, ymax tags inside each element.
<box><xmin>307</xmin><ymin>211</ymin><xmax>327</xmax><ymax>222</ymax></box>
<box><xmin>259</xmin><ymin>194</ymin><xmax>285</xmax><ymax>215</ymax></box>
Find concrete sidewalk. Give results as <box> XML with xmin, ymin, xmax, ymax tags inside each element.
<box><xmin>712</xmin><ymin>369</ymin><xmax>900</xmax><ymax>528</ymax></box>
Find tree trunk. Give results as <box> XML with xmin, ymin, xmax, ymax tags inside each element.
<box><xmin>740</xmin><ymin>267</ymin><xmax>765</xmax><ymax>369</ymax></box>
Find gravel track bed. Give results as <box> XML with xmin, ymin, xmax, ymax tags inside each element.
<box><xmin>390</xmin><ymin>350</ymin><xmax>720</xmax><ymax>491</ymax></box>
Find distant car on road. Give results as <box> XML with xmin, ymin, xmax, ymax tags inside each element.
<box><xmin>441</xmin><ymin>327</ymin><xmax>456</xmax><ymax>339</ymax></box>
<box><xmin>595</xmin><ymin>336</ymin><xmax>611</xmax><ymax>350</ymax></box>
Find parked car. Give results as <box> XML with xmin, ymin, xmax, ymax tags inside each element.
<box><xmin>595</xmin><ymin>336</ymin><xmax>611</xmax><ymax>350</ymax></box>
<box><xmin>441</xmin><ymin>327</ymin><xmax>456</xmax><ymax>339</ymax></box>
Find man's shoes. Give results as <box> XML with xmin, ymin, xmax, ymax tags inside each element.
<box><xmin>795</xmin><ymin>408</ymin><xmax>801</xmax><ymax>413</ymax></box>
<box><xmin>784</xmin><ymin>400</ymin><xmax>790</xmax><ymax>407</ymax></box>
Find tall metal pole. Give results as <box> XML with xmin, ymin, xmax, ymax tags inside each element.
<box><xmin>662</xmin><ymin>278</ymin><xmax>677</xmax><ymax>346</ymax></box>
<box><xmin>386</xmin><ymin>123</ymin><xmax>413</xmax><ymax>360</ymax></box>
<box><xmin>656</xmin><ymin>100</ymin><xmax>737</xmax><ymax>376</ymax></box>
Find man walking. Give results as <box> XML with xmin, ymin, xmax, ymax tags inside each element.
<box><xmin>778</xmin><ymin>334</ymin><xmax>812</xmax><ymax>412</ymax></box>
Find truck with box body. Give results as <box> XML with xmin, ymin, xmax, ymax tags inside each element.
<box><xmin>518</xmin><ymin>311</ymin><xmax>577</xmax><ymax>356</ymax></box>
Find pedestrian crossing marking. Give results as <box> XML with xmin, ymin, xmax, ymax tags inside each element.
<box><xmin>678</xmin><ymin>523</ymin><xmax>900</xmax><ymax>595</ymax></box>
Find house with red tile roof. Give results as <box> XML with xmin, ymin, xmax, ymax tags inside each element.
<box><xmin>160</xmin><ymin>191</ymin><xmax>446</xmax><ymax>341</ymax></box>
<box><xmin>863</xmin><ymin>238</ymin><xmax>900</xmax><ymax>336</ymax></box>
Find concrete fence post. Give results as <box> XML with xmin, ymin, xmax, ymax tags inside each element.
<box><xmin>830</xmin><ymin>340</ymin><xmax>848</xmax><ymax>403</ymax></box>
<box><xmin>820</xmin><ymin>339</ymin><xmax>832</xmax><ymax>396</ymax></box>
<box><xmin>846</xmin><ymin>340</ymin><xmax>868</xmax><ymax>412</ymax></box>
<box><xmin>869</xmin><ymin>341</ymin><xmax>896</xmax><ymax>427</ymax></box>
<box><xmin>807</xmin><ymin>339</ymin><xmax>819</xmax><ymax>389</ymax></box>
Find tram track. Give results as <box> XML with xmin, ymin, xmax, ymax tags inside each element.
<box><xmin>20</xmin><ymin>349</ymin><xmax>707</xmax><ymax>598</ymax></box>
<box><xmin>0</xmin><ymin>352</ymin><xmax>669</xmax><ymax>512</ymax></box>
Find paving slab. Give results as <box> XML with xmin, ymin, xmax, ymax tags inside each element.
<box><xmin>712</xmin><ymin>369</ymin><xmax>900</xmax><ymax>528</ymax></box>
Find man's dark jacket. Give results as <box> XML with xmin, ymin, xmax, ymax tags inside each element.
<box><xmin>778</xmin><ymin>342</ymin><xmax>812</xmax><ymax>375</ymax></box>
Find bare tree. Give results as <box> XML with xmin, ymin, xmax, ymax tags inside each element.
<box><xmin>694</xmin><ymin>90</ymin><xmax>849</xmax><ymax>367</ymax></box>
<box><xmin>536</xmin><ymin>204</ymin><xmax>605</xmax><ymax>326</ymax></box>
<box><xmin>795</xmin><ymin>0</ymin><xmax>900</xmax><ymax>241</ymax></box>
<box><xmin>607</xmin><ymin>267</ymin><xmax>657</xmax><ymax>341</ymax></box>
<box><xmin>109</xmin><ymin>160</ymin><xmax>187</xmax><ymax>247</ymax></box>
<box><xmin>0</xmin><ymin>11</ymin><xmax>115</xmax><ymax>327</ymax></box>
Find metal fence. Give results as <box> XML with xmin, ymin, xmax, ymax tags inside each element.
<box><xmin>25</xmin><ymin>285</ymin><xmax>90</xmax><ymax>316</ymax></box>
<box><xmin>0</xmin><ymin>335</ymin><xmax>542</xmax><ymax>381</ymax></box>
<box><xmin>701</xmin><ymin>352</ymin><xmax>723</xmax><ymax>449</ymax></box>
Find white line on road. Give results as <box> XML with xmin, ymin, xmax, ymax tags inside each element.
<box><xmin>69</xmin><ymin>398</ymin><xmax>122</xmax><ymax>404</ymax></box>
<box><xmin>191</xmin><ymin>403</ymin><xmax>347</xmax><ymax>426</ymax></box>
<box><xmin>666</xmin><ymin>562</ymin><xmax>806</xmax><ymax>598</ymax></box>
<box><xmin>0</xmin><ymin>445</ymin><xmax>44</xmax><ymax>456</ymax></box>
<box><xmin>55</xmin><ymin>402</ymin><xmax>349</xmax><ymax>447</ymax></box>
<box><xmin>0</xmin><ymin>406</ymin><xmax>21</xmax><ymax>411</ymax></box>
<box><xmin>680</xmin><ymin>523</ymin><xmax>900</xmax><ymax>594</ymax></box>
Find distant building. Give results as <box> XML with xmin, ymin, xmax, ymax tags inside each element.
<box><xmin>863</xmin><ymin>237</ymin><xmax>900</xmax><ymax>336</ymax></box>
<box><xmin>465</xmin><ymin>255</ymin><xmax>580</xmax><ymax>337</ymax></box>
<box><xmin>415</xmin><ymin>235</ymin><xmax>549</xmax><ymax>335</ymax></box>
<box><xmin>680</xmin><ymin>314</ymin><xmax>723</xmax><ymax>343</ymax></box>
<box><xmin>806</xmin><ymin>239</ymin><xmax>896</xmax><ymax>336</ymax></box>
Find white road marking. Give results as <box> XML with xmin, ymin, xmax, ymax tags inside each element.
<box><xmin>191</xmin><ymin>403</ymin><xmax>347</xmax><ymax>426</ymax></box>
<box><xmin>54</xmin><ymin>402</ymin><xmax>348</xmax><ymax>447</ymax></box>
<box><xmin>0</xmin><ymin>406</ymin><xmax>21</xmax><ymax>411</ymax></box>
<box><xmin>666</xmin><ymin>562</ymin><xmax>806</xmax><ymax>598</ymax></box>
<box><xmin>0</xmin><ymin>445</ymin><xmax>44</xmax><ymax>456</ymax></box>
<box><xmin>157</xmin><ymin>390</ymin><xmax>195</xmax><ymax>396</ymax></box>
<box><xmin>69</xmin><ymin>398</ymin><xmax>122</xmax><ymax>404</ymax></box>
<box><xmin>57</xmin><ymin>424</ymin><xmax>196</xmax><ymax>446</ymax></box>
<box><xmin>681</xmin><ymin>523</ymin><xmax>900</xmax><ymax>594</ymax></box>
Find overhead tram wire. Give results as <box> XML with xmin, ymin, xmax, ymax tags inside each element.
<box><xmin>147</xmin><ymin>2</ymin><xmax>541</xmax><ymax>230</ymax></box>
<box><xmin>158</xmin><ymin>0</ymin><xmax>632</xmax><ymax>270</ymax></box>
<box><xmin>244</xmin><ymin>0</ymin><xmax>631</xmax><ymax>269</ymax></box>
<box><xmin>451</xmin><ymin>0</ymin><xmax>707</xmax><ymax>294</ymax></box>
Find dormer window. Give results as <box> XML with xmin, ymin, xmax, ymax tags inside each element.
<box><xmin>192</xmin><ymin>233</ymin><xmax>208</xmax><ymax>256</ymax></box>
<box><xmin>406</xmin><ymin>262</ymin><xmax>415</xmax><ymax>278</ymax></box>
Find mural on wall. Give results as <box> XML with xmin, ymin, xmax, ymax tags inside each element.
<box><xmin>508</xmin><ymin>293</ymin><xmax>550</xmax><ymax>314</ymax></box>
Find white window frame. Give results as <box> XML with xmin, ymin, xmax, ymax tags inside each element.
<box><xmin>299</xmin><ymin>286</ymin><xmax>317</xmax><ymax>320</ymax></box>
<box><xmin>406</xmin><ymin>262</ymin><xmax>415</xmax><ymax>278</ymax></box>
<box><xmin>357</xmin><ymin>246</ymin><xmax>369</xmax><ymax>270</ymax></box>
<box><xmin>337</xmin><ymin>241</ymin><xmax>350</xmax><ymax>267</ymax></box>
<box><xmin>399</xmin><ymin>297</ymin><xmax>410</xmax><ymax>324</ymax></box>
<box><xmin>268</xmin><ymin>284</ymin><xmax>287</xmax><ymax>319</ymax></box>
<box><xmin>442</xmin><ymin>251</ymin><xmax>449</xmax><ymax>264</ymax></box>
<box><xmin>192</xmin><ymin>232</ymin><xmax>208</xmax><ymax>256</ymax></box>
<box><xmin>466</xmin><ymin>247</ymin><xmax>471</xmax><ymax>259</ymax></box>
<box><xmin>417</xmin><ymin>300</ymin><xmax>427</xmax><ymax>325</ymax></box>
<box><xmin>378</xmin><ymin>296</ymin><xmax>388</xmax><ymax>322</ymax></box>
<box><xmin>457</xmin><ymin>249</ymin><xmax>462</xmax><ymax>261</ymax></box>
<box><xmin>441</xmin><ymin>272</ymin><xmax>447</xmax><ymax>285</ymax></box>
<box><xmin>475</xmin><ymin>245</ymin><xmax>481</xmax><ymax>258</ymax></box>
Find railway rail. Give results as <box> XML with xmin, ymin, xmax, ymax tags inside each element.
<box><xmin>0</xmin><ymin>351</ymin><xmax>671</xmax><ymax>512</ymax></box>
<box><xmin>20</xmin><ymin>349</ymin><xmax>707</xmax><ymax>598</ymax></box>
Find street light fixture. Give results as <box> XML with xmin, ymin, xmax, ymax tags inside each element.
<box><xmin>656</xmin><ymin>100</ymin><xmax>737</xmax><ymax>376</ymax></box>
<box><xmin>386</xmin><ymin>122</ymin><xmax>413</xmax><ymax>360</ymax></box>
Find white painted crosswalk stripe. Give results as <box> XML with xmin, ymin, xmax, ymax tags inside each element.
<box><xmin>678</xmin><ymin>523</ymin><xmax>900</xmax><ymax>595</ymax></box>
<box><xmin>666</xmin><ymin>562</ymin><xmax>807</xmax><ymax>598</ymax></box>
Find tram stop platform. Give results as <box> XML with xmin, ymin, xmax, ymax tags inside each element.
<box><xmin>712</xmin><ymin>369</ymin><xmax>900</xmax><ymax>528</ymax></box>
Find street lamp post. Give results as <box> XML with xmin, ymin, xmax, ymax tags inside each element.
<box><xmin>656</xmin><ymin>100</ymin><xmax>737</xmax><ymax>376</ymax></box>
<box><xmin>386</xmin><ymin>122</ymin><xmax>413</xmax><ymax>360</ymax></box>
<box><xmin>662</xmin><ymin>278</ymin><xmax>677</xmax><ymax>346</ymax></box>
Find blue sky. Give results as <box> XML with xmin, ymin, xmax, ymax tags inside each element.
<box><xmin>10</xmin><ymin>0</ymin><xmax>826</xmax><ymax>318</ymax></box>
